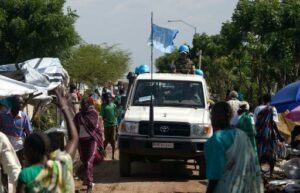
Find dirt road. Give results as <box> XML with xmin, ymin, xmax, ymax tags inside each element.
<box><xmin>75</xmin><ymin>147</ymin><xmax>207</xmax><ymax>193</ymax></box>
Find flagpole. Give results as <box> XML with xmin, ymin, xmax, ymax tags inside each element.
<box><xmin>151</xmin><ymin>12</ymin><xmax>154</xmax><ymax>76</ymax></box>
<box><xmin>149</xmin><ymin>12</ymin><xmax>154</xmax><ymax>137</ymax></box>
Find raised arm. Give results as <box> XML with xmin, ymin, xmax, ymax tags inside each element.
<box><xmin>53</xmin><ymin>87</ymin><xmax>78</xmax><ymax>158</ymax></box>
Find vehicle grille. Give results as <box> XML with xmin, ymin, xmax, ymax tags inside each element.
<box><xmin>139</xmin><ymin>121</ymin><xmax>190</xmax><ymax>136</ymax></box>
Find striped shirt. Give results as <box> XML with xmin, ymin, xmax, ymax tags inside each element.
<box><xmin>0</xmin><ymin>110</ymin><xmax>32</xmax><ymax>151</ymax></box>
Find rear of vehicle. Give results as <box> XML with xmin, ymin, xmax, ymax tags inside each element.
<box><xmin>118</xmin><ymin>73</ymin><xmax>212</xmax><ymax>177</ymax></box>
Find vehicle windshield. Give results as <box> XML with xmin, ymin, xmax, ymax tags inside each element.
<box><xmin>132</xmin><ymin>80</ymin><xmax>205</xmax><ymax>108</ymax></box>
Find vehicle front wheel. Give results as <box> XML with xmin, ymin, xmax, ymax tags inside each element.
<box><xmin>119</xmin><ymin>151</ymin><xmax>131</xmax><ymax>177</ymax></box>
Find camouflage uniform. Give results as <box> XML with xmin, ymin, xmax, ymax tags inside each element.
<box><xmin>173</xmin><ymin>58</ymin><xmax>195</xmax><ymax>74</ymax></box>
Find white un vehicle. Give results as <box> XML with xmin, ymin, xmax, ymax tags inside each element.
<box><xmin>118</xmin><ymin>73</ymin><xmax>212</xmax><ymax>178</ymax></box>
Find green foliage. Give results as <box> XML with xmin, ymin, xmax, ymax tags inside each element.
<box><xmin>155</xmin><ymin>0</ymin><xmax>300</xmax><ymax>104</ymax></box>
<box><xmin>155</xmin><ymin>51</ymin><xmax>178</xmax><ymax>73</ymax></box>
<box><xmin>64</xmin><ymin>44</ymin><xmax>130</xmax><ymax>85</ymax></box>
<box><xmin>32</xmin><ymin>103</ymin><xmax>57</xmax><ymax>131</ymax></box>
<box><xmin>0</xmin><ymin>0</ymin><xmax>80</xmax><ymax>64</ymax></box>
<box><xmin>227</xmin><ymin>0</ymin><xmax>300</xmax><ymax>103</ymax></box>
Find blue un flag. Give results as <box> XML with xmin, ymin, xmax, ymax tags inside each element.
<box><xmin>148</xmin><ymin>24</ymin><xmax>179</xmax><ymax>53</ymax></box>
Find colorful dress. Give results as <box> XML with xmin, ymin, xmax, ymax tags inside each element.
<box><xmin>205</xmin><ymin>128</ymin><xmax>263</xmax><ymax>193</ymax></box>
<box><xmin>18</xmin><ymin>150</ymin><xmax>74</xmax><ymax>193</ymax></box>
<box><xmin>255</xmin><ymin>106</ymin><xmax>283</xmax><ymax>162</ymax></box>
<box><xmin>74</xmin><ymin>107</ymin><xmax>103</xmax><ymax>186</ymax></box>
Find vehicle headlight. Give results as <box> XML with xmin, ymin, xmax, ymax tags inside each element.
<box><xmin>120</xmin><ymin>121</ymin><xmax>139</xmax><ymax>134</ymax></box>
<box><xmin>191</xmin><ymin>124</ymin><xmax>212</xmax><ymax>136</ymax></box>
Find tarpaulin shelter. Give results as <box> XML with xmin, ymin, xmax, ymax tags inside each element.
<box><xmin>0</xmin><ymin>75</ymin><xmax>37</xmax><ymax>99</ymax></box>
<box><xmin>0</xmin><ymin>58</ymin><xmax>69</xmax><ymax>102</ymax></box>
<box><xmin>272</xmin><ymin>81</ymin><xmax>300</xmax><ymax>113</ymax></box>
<box><xmin>287</xmin><ymin>105</ymin><xmax>300</xmax><ymax>122</ymax></box>
<box><xmin>0</xmin><ymin>58</ymin><xmax>69</xmax><ymax>122</ymax></box>
<box><xmin>0</xmin><ymin>57</ymin><xmax>68</xmax><ymax>92</ymax></box>
<box><xmin>277</xmin><ymin>111</ymin><xmax>300</xmax><ymax>143</ymax></box>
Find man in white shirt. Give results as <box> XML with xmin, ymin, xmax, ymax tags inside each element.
<box><xmin>254</xmin><ymin>94</ymin><xmax>279</xmax><ymax>123</ymax></box>
<box><xmin>0</xmin><ymin>132</ymin><xmax>21</xmax><ymax>193</ymax></box>
<box><xmin>227</xmin><ymin>91</ymin><xmax>243</xmax><ymax>125</ymax></box>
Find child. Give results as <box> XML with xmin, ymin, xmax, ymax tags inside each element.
<box><xmin>101</xmin><ymin>92</ymin><xmax>118</xmax><ymax>160</ymax></box>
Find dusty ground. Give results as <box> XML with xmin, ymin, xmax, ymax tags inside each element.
<box><xmin>75</xmin><ymin>146</ymin><xmax>207</xmax><ymax>193</ymax></box>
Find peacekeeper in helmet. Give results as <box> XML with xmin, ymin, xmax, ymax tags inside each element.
<box><xmin>171</xmin><ymin>44</ymin><xmax>195</xmax><ymax>74</ymax></box>
<box><xmin>135</xmin><ymin>64</ymin><xmax>150</xmax><ymax>75</ymax></box>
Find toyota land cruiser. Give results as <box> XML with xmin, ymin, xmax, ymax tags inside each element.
<box><xmin>118</xmin><ymin>73</ymin><xmax>212</xmax><ymax>178</ymax></box>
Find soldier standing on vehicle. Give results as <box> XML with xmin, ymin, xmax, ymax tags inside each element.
<box><xmin>171</xmin><ymin>44</ymin><xmax>195</xmax><ymax>74</ymax></box>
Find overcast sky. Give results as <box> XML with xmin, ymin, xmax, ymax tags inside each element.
<box><xmin>65</xmin><ymin>0</ymin><xmax>239</xmax><ymax>71</ymax></box>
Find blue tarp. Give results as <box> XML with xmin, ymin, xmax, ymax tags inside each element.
<box><xmin>271</xmin><ymin>81</ymin><xmax>300</xmax><ymax>113</ymax></box>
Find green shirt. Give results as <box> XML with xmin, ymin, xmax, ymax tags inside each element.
<box><xmin>18</xmin><ymin>165</ymin><xmax>43</xmax><ymax>187</ymax></box>
<box><xmin>101</xmin><ymin>102</ymin><xmax>118</xmax><ymax>128</ymax></box>
<box><xmin>18</xmin><ymin>150</ymin><xmax>74</xmax><ymax>193</ymax></box>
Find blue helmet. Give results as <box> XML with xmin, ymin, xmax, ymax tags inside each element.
<box><xmin>179</xmin><ymin>44</ymin><xmax>189</xmax><ymax>54</ymax></box>
<box><xmin>135</xmin><ymin>66</ymin><xmax>140</xmax><ymax>74</ymax></box>
<box><xmin>138</xmin><ymin>64</ymin><xmax>150</xmax><ymax>74</ymax></box>
<box><xmin>195</xmin><ymin>69</ymin><xmax>204</xmax><ymax>76</ymax></box>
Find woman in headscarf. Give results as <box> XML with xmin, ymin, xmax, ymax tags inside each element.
<box><xmin>74</xmin><ymin>96</ymin><xmax>103</xmax><ymax>193</ymax></box>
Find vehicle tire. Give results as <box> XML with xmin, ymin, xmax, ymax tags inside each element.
<box><xmin>198</xmin><ymin>156</ymin><xmax>206</xmax><ymax>179</ymax></box>
<box><xmin>119</xmin><ymin>151</ymin><xmax>131</xmax><ymax>177</ymax></box>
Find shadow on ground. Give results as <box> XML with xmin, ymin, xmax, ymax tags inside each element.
<box><xmin>92</xmin><ymin>159</ymin><xmax>202</xmax><ymax>184</ymax></box>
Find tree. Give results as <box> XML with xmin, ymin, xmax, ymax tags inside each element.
<box><xmin>281</xmin><ymin>0</ymin><xmax>300</xmax><ymax>81</ymax></box>
<box><xmin>155</xmin><ymin>0</ymin><xmax>300</xmax><ymax>104</ymax></box>
<box><xmin>0</xmin><ymin>0</ymin><xmax>80</xmax><ymax>64</ymax></box>
<box><xmin>155</xmin><ymin>51</ymin><xmax>178</xmax><ymax>73</ymax></box>
<box><xmin>64</xmin><ymin>44</ymin><xmax>130</xmax><ymax>86</ymax></box>
<box><xmin>217</xmin><ymin>0</ymin><xmax>300</xmax><ymax>102</ymax></box>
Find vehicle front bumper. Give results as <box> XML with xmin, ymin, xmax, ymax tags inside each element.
<box><xmin>118</xmin><ymin>135</ymin><xmax>207</xmax><ymax>159</ymax></box>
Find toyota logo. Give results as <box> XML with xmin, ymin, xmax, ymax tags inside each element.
<box><xmin>160</xmin><ymin>126</ymin><xmax>170</xmax><ymax>133</ymax></box>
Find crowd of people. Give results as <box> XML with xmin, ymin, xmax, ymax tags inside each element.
<box><xmin>70</xmin><ymin>86</ymin><xmax>125</xmax><ymax>192</ymax></box>
<box><xmin>0</xmin><ymin>46</ymin><xmax>289</xmax><ymax>193</ymax></box>
<box><xmin>204</xmin><ymin>89</ymin><xmax>287</xmax><ymax>193</ymax></box>
<box><xmin>0</xmin><ymin>85</ymin><xmax>125</xmax><ymax>193</ymax></box>
<box><xmin>0</xmin><ymin>87</ymin><xmax>78</xmax><ymax>193</ymax></box>
<box><xmin>168</xmin><ymin>45</ymin><xmax>271</xmax><ymax>192</ymax></box>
